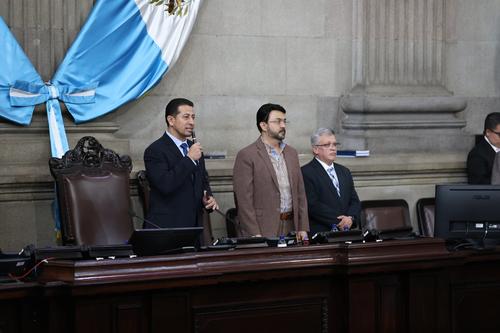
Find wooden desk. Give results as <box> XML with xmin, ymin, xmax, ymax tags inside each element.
<box><xmin>0</xmin><ymin>282</ymin><xmax>42</xmax><ymax>332</ymax></box>
<box><xmin>4</xmin><ymin>238</ymin><xmax>500</xmax><ymax>333</ymax></box>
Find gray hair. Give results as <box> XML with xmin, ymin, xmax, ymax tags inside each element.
<box><xmin>310</xmin><ymin>128</ymin><xmax>336</xmax><ymax>146</ymax></box>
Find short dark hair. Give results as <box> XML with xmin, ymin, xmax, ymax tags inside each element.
<box><xmin>165</xmin><ymin>98</ymin><xmax>194</xmax><ymax>124</ymax></box>
<box><xmin>484</xmin><ymin>112</ymin><xmax>500</xmax><ymax>134</ymax></box>
<box><xmin>256</xmin><ymin>103</ymin><xmax>286</xmax><ymax>133</ymax></box>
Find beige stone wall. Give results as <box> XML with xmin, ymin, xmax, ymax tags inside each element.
<box><xmin>1</xmin><ymin>0</ymin><xmax>498</xmax><ymax>249</ymax></box>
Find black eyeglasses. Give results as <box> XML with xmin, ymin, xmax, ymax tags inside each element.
<box><xmin>490</xmin><ymin>129</ymin><xmax>500</xmax><ymax>136</ymax></box>
<box><xmin>315</xmin><ymin>143</ymin><xmax>341</xmax><ymax>148</ymax></box>
<box><xmin>268</xmin><ymin>119</ymin><xmax>289</xmax><ymax>125</ymax></box>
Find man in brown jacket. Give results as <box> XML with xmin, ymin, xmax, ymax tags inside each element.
<box><xmin>233</xmin><ymin>103</ymin><xmax>309</xmax><ymax>240</ymax></box>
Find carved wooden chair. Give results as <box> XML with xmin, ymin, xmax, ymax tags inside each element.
<box><xmin>49</xmin><ymin>136</ymin><xmax>134</xmax><ymax>246</ymax></box>
<box><xmin>136</xmin><ymin>170</ymin><xmax>150</xmax><ymax>218</ymax></box>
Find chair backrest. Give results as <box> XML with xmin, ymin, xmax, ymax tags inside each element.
<box><xmin>136</xmin><ymin>170</ymin><xmax>150</xmax><ymax>217</ymax></box>
<box><xmin>416</xmin><ymin>197</ymin><xmax>435</xmax><ymax>237</ymax></box>
<box><xmin>49</xmin><ymin>136</ymin><xmax>134</xmax><ymax>246</ymax></box>
<box><xmin>135</xmin><ymin>169</ymin><xmax>214</xmax><ymax>244</ymax></box>
<box><xmin>360</xmin><ymin>199</ymin><xmax>411</xmax><ymax>232</ymax></box>
<box><xmin>225</xmin><ymin>208</ymin><xmax>238</xmax><ymax>238</ymax></box>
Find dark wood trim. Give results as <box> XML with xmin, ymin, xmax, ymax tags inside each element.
<box><xmin>3</xmin><ymin>238</ymin><xmax>500</xmax><ymax>333</ymax></box>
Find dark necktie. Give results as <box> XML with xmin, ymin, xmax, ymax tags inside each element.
<box><xmin>180</xmin><ymin>142</ymin><xmax>188</xmax><ymax>156</ymax></box>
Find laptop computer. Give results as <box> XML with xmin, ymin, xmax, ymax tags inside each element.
<box><xmin>128</xmin><ymin>227</ymin><xmax>203</xmax><ymax>256</ymax></box>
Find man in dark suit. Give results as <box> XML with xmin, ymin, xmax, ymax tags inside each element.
<box><xmin>144</xmin><ymin>98</ymin><xmax>218</xmax><ymax>228</ymax></box>
<box><xmin>467</xmin><ymin>112</ymin><xmax>500</xmax><ymax>184</ymax></box>
<box><xmin>301</xmin><ymin>128</ymin><xmax>361</xmax><ymax>234</ymax></box>
<box><xmin>233</xmin><ymin>103</ymin><xmax>309</xmax><ymax>240</ymax></box>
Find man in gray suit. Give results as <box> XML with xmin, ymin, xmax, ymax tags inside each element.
<box><xmin>233</xmin><ymin>103</ymin><xmax>309</xmax><ymax>240</ymax></box>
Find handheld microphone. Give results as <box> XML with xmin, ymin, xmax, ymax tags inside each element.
<box><xmin>128</xmin><ymin>209</ymin><xmax>162</xmax><ymax>229</ymax></box>
<box><xmin>191</xmin><ymin>130</ymin><xmax>202</xmax><ymax>166</ymax></box>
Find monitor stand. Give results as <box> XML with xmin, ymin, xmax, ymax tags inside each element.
<box><xmin>446</xmin><ymin>238</ymin><xmax>498</xmax><ymax>251</ymax></box>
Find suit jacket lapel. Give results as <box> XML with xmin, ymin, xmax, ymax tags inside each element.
<box><xmin>282</xmin><ymin>146</ymin><xmax>295</xmax><ymax>188</ymax></box>
<box><xmin>161</xmin><ymin>133</ymin><xmax>184</xmax><ymax>159</ymax></box>
<box><xmin>256</xmin><ymin>139</ymin><xmax>280</xmax><ymax>191</ymax></box>
<box><xmin>312</xmin><ymin>158</ymin><xmax>340</xmax><ymax>199</ymax></box>
<box><xmin>162</xmin><ymin>133</ymin><xmax>196</xmax><ymax>184</ymax></box>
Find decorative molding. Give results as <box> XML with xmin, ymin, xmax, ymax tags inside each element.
<box><xmin>345</xmin><ymin>1</ymin><xmax>465</xmax><ymax>132</ymax></box>
<box><xmin>342</xmin><ymin>120</ymin><xmax>465</xmax><ymax>130</ymax></box>
<box><xmin>341</xmin><ymin>95</ymin><xmax>467</xmax><ymax>114</ymax></box>
<box><xmin>0</xmin><ymin>104</ymin><xmax>121</xmax><ymax>134</ymax></box>
<box><xmin>0</xmin><ymin>121</ymin><xmax>121</xmax><ymax>134</ymax></box>
<box><xmin>321</xmin><ymin>297</ymin><xmax>328</xmax><ymax>333</ymax></box>
<box><xmin>49</xmin><ymin>136</ymin><xmax>132</xmax><ymax>173</ymax></box>
<box><xmin>340</xmin><ymin>93</ymin><xmax>467</xmax><ymax>130</ymax></box>
<box><xmin>352</xmin><ymin>0</ymin><xmax>447</xmax><ymax>90</ymax></box>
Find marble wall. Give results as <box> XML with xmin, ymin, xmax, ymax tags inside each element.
<box><xmin>1</xmin><ymin>0</ymin><xmax>499</xmax><ymax>250</ymax></box>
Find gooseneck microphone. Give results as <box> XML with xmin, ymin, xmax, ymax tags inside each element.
<box><xmin>128</xmin><ymin>209</ymin><xmax>162</xmax><ymax>229</ymax></box>
<box><xmin>213</xmin><ymin>208</ymin><xmax>239</xmax><ymax>227</ymax></box>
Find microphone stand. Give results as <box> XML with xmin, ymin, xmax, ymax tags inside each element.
<box><xmin>212</xmin><ymin>208</ymin><xmax>240</xmax><ymax>228</ymax></box>
<box><xmin>128</xmin><ymin>209</ymin><xmax>162</xmax><ymax>229</ymax></box>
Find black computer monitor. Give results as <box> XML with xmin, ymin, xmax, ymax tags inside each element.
<box><xmin>434</xmin><ymin>184</ymin><xmax>500</xmax><ymax>248</ymax></box>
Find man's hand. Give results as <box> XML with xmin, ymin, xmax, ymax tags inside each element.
<box><xmin>202</xmin><ymin>190</ymin><xmax>219</xmax><ymax>211</ymax></box>
<box><xmin>296</xmin><ymin>230</ymin><xmax>309</xmax><ymax>242</ymax></box>
<box><xmin>187</xmin><ymin>142</ymin><xmax>203</xmax><ymax>161</ymax></box>
<box><xmin>337</xmin><ymin>215</ymin><xmax>353</xmax><ymax>230</ymax></box>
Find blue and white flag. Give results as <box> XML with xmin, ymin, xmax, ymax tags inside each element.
<box><xmin>0</xmin><ymin>18</ymin><xmax>44</xmax><ymax>126</ymax></box>
<box><xmin>53</xmin><ymin>0</ymin><xmax>202</xmax><ymax>124</ymax></box>
<box><xmin>0</xmin><ymin>0</ymin><xmax>202</xmax><ymax>157</ymax></box>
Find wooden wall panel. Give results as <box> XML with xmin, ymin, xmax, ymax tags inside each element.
<box><xmin>349</xmin><ymin>275</ymin><xmax>403</xmax><ymax>333</ymax></box>
<box><xmin>151</xmin><ymin>293</ymin><xmax>190</xmax><ymax>333</ymax></box>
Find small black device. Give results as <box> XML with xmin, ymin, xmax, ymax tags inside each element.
<box><xmin>213</xmin><ymin>237</ymin><xmax>268</xmax><ymax>249</ymax></box>
<box><xmin>129</xmin><ymin>227</ymin><xmax>203</xmax><ymax>256</ymax></box>
<box><xmin>84</xmin><ymin>244</ymin><xmax>134</xmax><ymax>258</ymax></box>
<box><xmin>0</xmin><ymin>249</ymin><xmax>31</xmax><ymax>282</ymax></box>
<box><xmin>311</xmin><ymin>229</ymin><xmax>363</xmax><ymax>244</ymax></box>
<box><xmin>25</xmin><ymin>245</ymin><xmax>84</xmax><ymax>261</ymax></box>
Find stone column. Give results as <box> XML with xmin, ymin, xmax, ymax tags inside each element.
<box><xmin>341</xmin><ymin>0</ymin><xmax>468</xmax><ymax>153</ymax></box>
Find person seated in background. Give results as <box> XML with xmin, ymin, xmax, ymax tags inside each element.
<box><xmin>301</xmin><ymin>128</ymin><xmax>361</xmax><ymax>234</ymax></box>
<box><xmin>491</xmin><ymin>152</ymin><xmax>500</xmax><ymax>185</ymax></box>
<box><xmin>467</xmin><ymin>112</ymin><xmax>500</xmax><ymax>184</ymax></box>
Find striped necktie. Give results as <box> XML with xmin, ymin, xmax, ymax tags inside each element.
<box><xmin>327</xmin><ymin>166</ymin><xmax>341</xmax><ymax>197</ymax></box>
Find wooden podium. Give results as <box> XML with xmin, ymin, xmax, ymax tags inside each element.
<box><xmin>2</xmin><ymin>238</ymin><xmax>500</xmax><ymax>333</ymax></box>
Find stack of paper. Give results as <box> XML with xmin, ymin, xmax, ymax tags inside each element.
<box><xmin>337</xmin><ymin>150</ymin><xmax>370</xmax><ymax>158</ymax></box>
